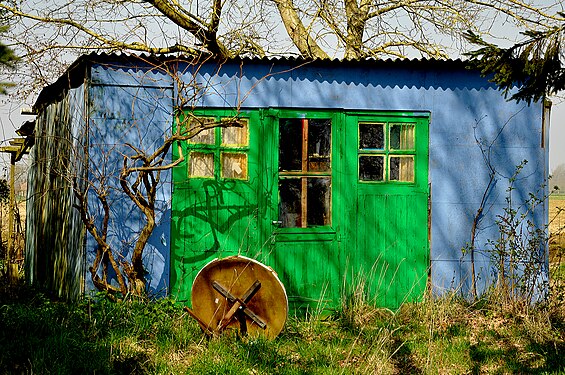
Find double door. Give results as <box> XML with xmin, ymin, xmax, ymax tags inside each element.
<box><xmin>171</xmin><ymin>109</ymin><xmax>429</xmax><ymax>309</ymax></box>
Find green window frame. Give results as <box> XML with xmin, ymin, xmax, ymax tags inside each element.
<box><xmin>358</xmin><ymin>121</ymin><xmax>416</xmax><ymax>183</ymax></box>
<box><xmin>181</xmin><ymin>114</ymin><xmax>250</xmax><ymax>180</ymax></box>
<box><xmin>277</xmin><ymin>114</ymin><xmax>333</xmax><ymax>229</ymax></box>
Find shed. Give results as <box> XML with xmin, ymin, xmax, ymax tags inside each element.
<box><xmin>25</xmin><ymin>53</ymin><xmax>549</xmax><ymax>309</ymax></box>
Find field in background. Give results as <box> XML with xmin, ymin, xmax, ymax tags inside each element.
<box><xmin>550</xmin><ymin>195</ymin><xmax>565</xmax><ymax>286</ymax></box>
<box><xmin>549</xmin><ymin>195</ymin><xmax>565</xmax><ymax>252</ymax></box>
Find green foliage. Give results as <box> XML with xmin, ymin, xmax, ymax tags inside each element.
<box><xmin>0</xmin><ymin>26</ymin><xmax>16</xmax><ymax>66</ymax></box>
<box><xmin>478</xmin><ymin>161</ymin><xmax>550</xmax><ymax>305</ymax></box>
<box><xmin>465</xmin><ymin>20</ymin><xmax>565</xmax><ymax>104</ymax></box>
<box><xmin>0</xmin><ymin>178</ymin><xmax>8</xmax><ymax>204</ymax></box>
<box><xmin>0</xmin><ymin>24</ymin><xmax>17</xmax><ymax>94</ymax></box>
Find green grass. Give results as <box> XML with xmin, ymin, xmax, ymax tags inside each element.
<box><xmin>1</xmin><ymin>283</ymin><xmax>564</xmax><ymax>374</ymax></box>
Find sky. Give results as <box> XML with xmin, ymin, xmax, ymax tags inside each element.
<box><xmin>0</xmin><ymin>99</ymin><xmax>33</xmax><ymax>178</ymax></box>
<box><xmin>549</xmin><ymin>99</ymin><xmax>565</xmax><ymax>171</ymax></box>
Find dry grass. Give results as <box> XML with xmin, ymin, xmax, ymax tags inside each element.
<box><xmin>1</xmin><ymin>283</ymin><xmax>565</xmax><ymax>374</ymax></box>
<box><xmin>549</xmin><ymin>196</ymin><xmax>565</xmax><ymax>294</ymax></box>
<box><xmin>549</xmin><ymin>195</ymin><xmax>565</xmax><ymax>251</ymax></box>
<box><xmin>0</xmin><ymin>202</ymin><xmax>26</xmax><ymax>242</ymax></box>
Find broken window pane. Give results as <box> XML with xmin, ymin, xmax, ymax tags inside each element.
<box><xmin>279</xmin><ymin>119</ymin><xmax>303</xmax><ymax>172</ymax></box>
<box><xmin>221</xmin><ymin>153</ymin><xmax>248</xmax><ymax>179</ymax></box>
<box><xmin>279</xmin><ymin>178</ymin><xmax>302</xmax><ymax>227</ymax></box>
<box><xmin>390</xmin><ymin>156</ymin><xmax>414</xmax><ymax>182</ymax></box>
<box><xmin>307</xmin><ymin>178</ymin><xmax>331</xmax><ymax>226</ymax></box>
<box><xmin>359</xmin><ymin>123</ymin><xmax>385</xmax><ymax>150</ymax></box>
<box><xmin>187</xmin><ymin>117</ymin><xmax>216</xmax><ymax>144</ymax></box>
<box><xmin>189</xmin><ymin>152</ymin><xmax>214</xmax><ymax>177</ymax></box>
<box><xmin>308</xmin><ymin>120</ymin><xmax>331</xmax><ymax>172</ymax></box>
<box><xmin>359</xmin><ymin>155</ymin><xmax>384</xmax><ymax>181</ymax></box>
<box><xmin>222</xmin><ymin>119</ymin><xmax>248</xmax><ymax>146</ymax></box>
<box><xmin>390</xmin><ymin>124</ymin><xmax>415</xmax><ymax>150</ymax></box>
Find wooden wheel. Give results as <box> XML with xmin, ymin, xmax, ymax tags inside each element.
<box><xmin>186</xmin><ymin>256</ymin><xmax>288</xmax><ymax>339</ymax></box>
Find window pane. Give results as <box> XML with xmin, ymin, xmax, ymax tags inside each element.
<box><xmin>308</xmin><ymin>119</ymin><xmax>331</xmax><ymax>172</ymax></box>
<box><xmin>278</xmin><ymin>118</ymin><xmax>332</xmax><ymax>228</ymax></box>
<box><xmin>307</xmin><ymin>177</ymin><xmax>331</xmax><ymax>226</ymax></box>
<box><xmin>359</xmin><ymin>155</ymin><xmax>384</xmax><ymax>181</ymax></box>
<box><xmin>189</xmin><ymin>152</ymin><xmax>214</xmax><ymax>177</ymax></box>
<box><xmin>390</xmin><ymin>156</ymin><xmax>414</xmax><ymax>182</ymax></box>
<box><xmin>279</xmin><ymin>178</ymin><xmax>302</xmax><ymax>227</ymax></box>
<box><xmin>221</xmin><ymin>153</ymin><xmax>248</xmax><ymax>179</ymax></box>
<box><xmin>279</xmin><ymin>177</ymin><xmax>331</xmax><ymax>227</ymax></box>
<box><xmin>279</xmin><ymin>119</ymin><xmax>303</xmax><ymax>172</ymax></box>
<box><xmin>390</xmin><ymin>124</ymin><xmax>415</xmax><ymax>150</ymax></box>
<box><xmin>359</xmin><ymin>123</ymin><xmax>384</xmax><ymax>150</ymax></box>
<box><xmin>222</xmin><ymin>119</ymin><xmax>248</xmax><ymax>146</ymax></box>
<box><xmin>187</xmin><ymin>117</ymin><xmax>216</xmax><ymax>144</ymax></box>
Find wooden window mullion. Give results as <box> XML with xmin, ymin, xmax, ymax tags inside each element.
<box><xmin>301</xmin><ymin>119</ymin><xmax>308</xmax><ymax>228</ymax></box>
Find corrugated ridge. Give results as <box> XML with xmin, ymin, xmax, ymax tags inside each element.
<box><xmin>33</xmin><ymin>52</ymin><xmax>470</xmax><ymax>111</ymax></box>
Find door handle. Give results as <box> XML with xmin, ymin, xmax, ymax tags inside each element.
<box><xmin>271</xmin><ymin>220</ymin><xmax>282</xmax><ymax>226</ymax></box>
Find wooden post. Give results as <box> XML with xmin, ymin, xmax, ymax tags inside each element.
<box><xmin>0</xmin><ymin>136</ymin><xmax>32</xmax><ymax>284</ymax></box>
<box><xmin>7</xmin><ymin>153</ymin><xmax>17</xmax><ymax>284</ymax></box>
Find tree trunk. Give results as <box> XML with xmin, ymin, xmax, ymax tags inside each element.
<box><xmin>273</xmin><ymin>0</ymin><xmax>329</xmax><ymax>59</ymax></box>
<box><xmin>344</xmin><ymin>0</ymin><xmax>368</xmax><ymax>59</ymax></box>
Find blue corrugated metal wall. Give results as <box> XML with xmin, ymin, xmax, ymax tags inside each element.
<box><xmin>26</xmin><ymin>86</ymin><xmax>87</xmax><ymax>299</ymax></box>
<box><xmin>85</xmin><ymin>63</ymin><xmax>175</xmax><ymax>295</ymax></box>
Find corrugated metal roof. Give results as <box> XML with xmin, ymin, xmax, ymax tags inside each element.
<box><xmin>33</xmin><ymin>52</ymin><xmax>471</xmax><ymax>112</ymax></box>
<box><xmin>75</xmin><ymin>51</ymin><xmax>469</xmax><ymax>65</ymax></box>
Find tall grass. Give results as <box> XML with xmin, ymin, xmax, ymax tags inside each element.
<box><xmin>0</xmin><ymin>286</ymin><xmax>203</xmax><ymax>374</ymax></box>
<box><xmin>0</xmin><ymin>280</ymin><xmax>564</xmax><ymax>374</ymax></box>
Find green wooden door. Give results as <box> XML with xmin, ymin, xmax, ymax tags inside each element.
<box><xmin>343</xmin><ymin>113</ymin><xmax>430</xmax><ymax>308</ymax></box>
<box><xmin>262</xmin><ymin>111</ymin><xmax>429</xmax><ymax>310</ymax></box>
<box><xmin>170</xmin><ymin>109</ymin><xmax>263</xmax><ymax>303</ymax></box>
<box><xmin>260</xmin><ymin>110</ymin><xmax>342</xmax><ymax>311</ymax></box>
